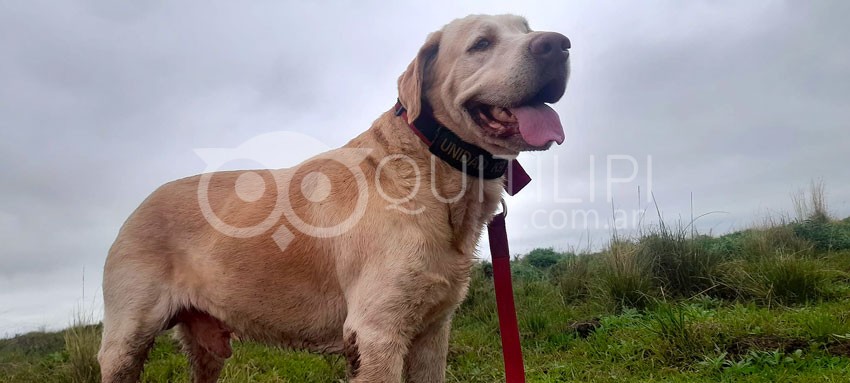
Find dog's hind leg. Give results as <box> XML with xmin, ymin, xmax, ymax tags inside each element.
<box><xmin>98</xmin><ymin>250</ymin><xmax>176</xmax><ymax>383</ymax></box>
<box><xmin>98</xmin><ymin>324</ymin><xmax>160</xmax><ymax>383</ymax></box>
<box><xmin>98</xmin><ymin>288</ymin><xmax>171</xmax><ymax>383</ymax></box>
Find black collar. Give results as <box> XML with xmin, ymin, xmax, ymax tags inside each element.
<box><xmin>394</xmin><ymin>100</ymin><xmax>508</xmax><ymax>180</ymax></box>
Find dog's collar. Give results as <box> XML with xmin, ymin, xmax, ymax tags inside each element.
<box><xmin>394</xmin><ymin>100</ymin><xmax>509</xmax><ymax>180</ymax></box>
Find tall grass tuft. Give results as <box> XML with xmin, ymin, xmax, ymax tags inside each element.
<box><xmin>758</xmin><ymin>256</ymin><xmax>832</xmax><ymax>304</ymax></box>
<box><xmin>550</xmin><ymin>254</ymin><xmax>592</xmax><ymax>304</ymax></box>
<box><xmin>646</xmin><ymin>302</ymin><xmax>709</xmax><ymax>363</ymax></box>
<box><xmin>793</xmin><ymin>219</ymin><xmax>850</xmax><ymax>252</ymax></box>
<box><xmin>738</xmin><ymin>225</ymin><xmax>813</xmax><ymax>260</ymax></box>
<box><xmin>637</xmin><ymin>222</ymin><xmax>725</xmax><ymax>298</ymax></box>
<box><xmin>599</xmin><ymin>240</ymin><xmax>656</xmax><ymax>310</ymax></box>
<box><xmin>64</xmin><ymin>307</ymin><xmax>101</xmax><ymax>383</ymax></box>
<box><xmin>792</xmin><ymin>180</ymin><xmax>830</xmax><ymax>223</ymax></box>
<box><xmin>718</xmin><ymin>256</ymin><xmax>832</xmax><ymax>305</ymax></box>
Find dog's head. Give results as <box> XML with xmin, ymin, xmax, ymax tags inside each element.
<box><xmin>399</xmin><ymin>14</ymin><xmax>570</xmax><ymax>155</ymax></box>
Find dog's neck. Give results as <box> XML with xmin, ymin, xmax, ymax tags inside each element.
<box><xmin>348</xmin><ymin>108</ymin><xmax>504</xmax><ymax>255</ymax></box>
<box><xmin>393</xmin><ymin>101</ymin><xmax>510</xmax><ymax>180</ymax></box>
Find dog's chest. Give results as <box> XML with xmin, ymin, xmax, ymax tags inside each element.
<box><xmin>445</xmin><ymin>179</ymin><xmax>504</xmax><ymax>254</ymax></box>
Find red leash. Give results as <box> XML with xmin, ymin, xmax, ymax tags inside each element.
<box><xmin>489</xmin><ymin>162</ymin><xmax>530</xmax><ymax>383</ymax></box>
<box><xmin>489</xmin><ymin>211</ymin><xmax>525</xmax><ymax>382</ymax></box>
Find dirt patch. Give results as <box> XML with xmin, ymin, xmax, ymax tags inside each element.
<box><xmin>729</xmin><ymin>335</ymin><xmax>850</xmax><ymax>358</ymax></box>
<box><xmin>825</xmin><ymin>340</ymin><xmax>850</xmax><ymax>357</ymax></box>
<box><xmin>569</xmin><ymin>318</ymin><xmax>601</xmax><ymax>339</ymax></box>
<box><xmin>726</xmin><ymin>334</ymin><xmax>809</xmax><ymax>357</ymax></box>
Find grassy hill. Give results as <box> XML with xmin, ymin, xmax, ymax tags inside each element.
<box><xmin>3</xmin><ymin>206</ymin><xmax>850</xmax><ymax>381</ymax></box>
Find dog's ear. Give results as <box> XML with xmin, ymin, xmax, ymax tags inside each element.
<box><xmin>398</xmin><ymin>31</ymin><xmax>442</xmax><ymax>123</ymax></box>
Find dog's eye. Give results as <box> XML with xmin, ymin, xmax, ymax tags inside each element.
<box><xmin>469</xmin><ymin>38</ymin><xmax>491</xmax><ymax>52</ymax></box>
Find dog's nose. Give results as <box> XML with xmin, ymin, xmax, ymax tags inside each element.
<box><xmin>529</xmin><ymin>32</ymin><xmax>570</xmax><ymax>63</ymax></box>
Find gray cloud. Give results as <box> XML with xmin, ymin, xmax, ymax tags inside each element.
<box><xmin>2</xmin><ymin>0</ymin><xmax>849</xmax><ymax>334</ymax></box>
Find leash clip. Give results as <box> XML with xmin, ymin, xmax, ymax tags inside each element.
<box><xmin>496</xmin><ymin>198</ymin><xmax>508</xmax><ymax>218</ymax></box>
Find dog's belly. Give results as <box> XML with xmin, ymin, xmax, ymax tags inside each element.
<box><xmin>184</xmin><ymin>237</ymin><xmax>349</xmax><ymax>353</ymax></box>
<box><xmin>225</xmin><ymin>299</ymin><xmax>347</xmax><ymax>353</ymax></box>
<box><xmin>206</xmin><ymin>278</ymin><xmax>348</xmax><ymax>353</ymax></box>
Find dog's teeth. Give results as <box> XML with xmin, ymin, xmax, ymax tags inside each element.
<box><xmin>488</xmin><ymin>121</ymin><xmax>504</xmax><ymax>130</ymax></box>
<box><xmin>491</xmin><ymin>107</ymin><xmax>517</xmax><ymax>123</ymax></box>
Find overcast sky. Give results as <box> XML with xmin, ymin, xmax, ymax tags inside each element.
<box><xmin>2</xmin><ymin>1</ymin><xmax>849</xmax><ymax>336</ymax></box>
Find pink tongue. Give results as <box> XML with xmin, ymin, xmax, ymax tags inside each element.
<box><xmin>510</xmin><ymin>104</ymin><xmax>565</xmax><ymax>146</ymax></box>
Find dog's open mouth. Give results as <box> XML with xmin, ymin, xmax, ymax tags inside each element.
<box><xmin>466</xmin><ymin>80</ymin><xmax>566</xmax><ymax>147</ymax></box>
<box><xmin>468</xmin><ymin>102</ymin><xmax>565</xmax><ymax>147</ymax></box>
<box><xmin>470</xmin><ymin>105</ymin><xmax>519</xmax><ymax>136</ymax></box>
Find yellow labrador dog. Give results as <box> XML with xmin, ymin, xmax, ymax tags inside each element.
<box><xmin>98</xmin><ymin>14</ymin><xmax>570</xmax><ymax>383</ymax></box>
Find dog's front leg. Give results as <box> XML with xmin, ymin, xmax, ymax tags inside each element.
<box><xmin>342</xmin><ymin>320</ymin><xmax>407</xmax><ymax>383</ymax></box>
<box><xmin>404</xmin><ymin>315</ymin><xmax>451</xmax><ymax>383</ymax></box>
<box><xmin>342</xmin><ymin>270</ymin><xmax>451</xmax><ymax>383</ymax></box>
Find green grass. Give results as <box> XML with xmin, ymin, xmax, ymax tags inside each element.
<box><xmin>3</xmin><ymin>208</ymin><xmax>850</xmax><ymax>382</ymax></box>
<box><xmin>64</xmin><ymin>308</ymin><xmax>101</xmax><ymax>383</ymax></box>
